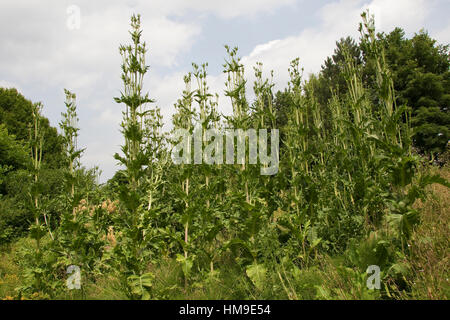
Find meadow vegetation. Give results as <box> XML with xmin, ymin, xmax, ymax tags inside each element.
<box><xmin>0</xmin><ymin>12</ymin><xmax>448</xmax><ymax>300</ymax></box>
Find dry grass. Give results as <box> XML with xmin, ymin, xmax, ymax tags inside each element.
<box><xmin>400</xmin><ymin>166</ymin><xmax>450</xmax><ymax>299</ymax></box>
<box><xmin>0</xmin><ymin>244</ymin><xmax>22</xmax><ymax>299</ymax></box>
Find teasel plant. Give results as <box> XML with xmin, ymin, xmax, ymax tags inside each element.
<box><xmin>114</xmin><ymin>13</ymin><xmax>154</xmax><ymax>217</ymax></box>
<box><xmin>252</xmin><ymin>61</ymin><xmax>277</xmax><ymax>180</ymax></box>
<box><xmin>113</xmin><ymin>14</ymin><xmax>157</xmax><ymax>299</ymax></box>
<box><xmin>286</xmin><ymin>58</ymin><xmax>313</xmax><ymax>219</ymax></box>
<box><xmin>278</xmin><ymin>59</ymin><xmax>319</xmax><ymax>263</ymax></box>
<box><xmin>285</xmin><ymin>59</ymin><xmax>307</xmax><ymax>209</ymax></box>
<box><xmin>171</xmin><ymin>72</ymin><xmax>196</xmax><ymax>290</ymax></box>
<box><xmin>57</xmin><ymin>89</ymin><xmax>101</xmax><ymax>296</ymax></box>
<box><xmin>58</xmin><ymin>89</ymin><xmax>87</xmax><ymax>243</ymax></box>
<box><xmin>355</xmin><ymin>11</ymin><xmax>422</xmax><ymax>232</ymax></box>
<box><xmin>221</xmin><ymin>47</ymin><xmax>269</xmax><ymax>268</ymax></box>
<box><xmin>115</xmin><ymin>14</ymin><xmax>154</xmax><ymax>194</ymax></box>
<box><xmin>60</xmin><ymin>89</ymin><xmax>84</xmax><ymax>203</ymax></box>
<box><xmin>192</xmin><ymin>63</ymin><xmax>215</xmax><ymax>207</ymax></box>
<box><xmin>28</xmin><ymin>102</ymin><xmax>48</xmax><ymax>247</ymax></box>
<box><xmin>252</xmin><ymin>62</ymin><xmax>276</xmax><ymax>129</ymax></box>
<box><xmin>143</xmin><ymin>104</ymin><xmax>166</xmax><ymax>212</ymax></box>
<box><xmin>191</xmin><ymin>62</ymin><xmax>224</xmax><ymax>275</ymax></box>
<box><xmin>58</xmin><ymin>89</ymin><xmax>82</xmax><ymax>244</ymax></box>
<box><xmin>224</xmin><ymin>45</ymin><xmax>250</xmax><ymax>128</ymax></box>
<box><xmin>251</xmin><ymin>61</ymin><xmax>281</xmax><ymax>233</ymax></box>
<box><xmin>252</xmin><ymin>62</ymin><xmax>278</xmax><ymax>181</ymax></box>
<box><xmin>195</xmin><ymin>65</ymin><xmax>223</xmax><ymax>183</ymax></box>
<box><xmin>223</xmin><ymin>45</ymin><xmax>253</xmax><ymax>210</ymax></box>
<box><xmin>223</xmin><ymin>46</ymin><xmax>251</xmax><ymax>235</ymax></box>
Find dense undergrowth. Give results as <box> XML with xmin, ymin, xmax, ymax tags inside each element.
<box><xmin>0</xmin><ymin>12</ymin><xmax>449</xmax><ymax>300</ymax></box>
<box><xmin>1</xmin><ymin>165</ymin><xmax>448</xmax><ymax>300</ymax></box>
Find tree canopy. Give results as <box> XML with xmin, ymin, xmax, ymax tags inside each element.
<box><xmin>302</xmin><ymin>28</ymin><xmax>449</xmax><ymax>157</ymax></box>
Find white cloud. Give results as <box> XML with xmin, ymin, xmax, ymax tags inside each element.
<box><xmin>148</xmin><ymin>71</ymin><xmax>187</xmax><ymax>130</ymax></box>
<box><xmin>138</xmin><ymin>0</ymin><xmax>296</xmax><ymax>19</ymax></box>
<box><xmin>0</xmin><ymin>3</ymin><xmax>201</xmax><ymax>86</ymax></box>
<box><xmin>184</xmin><ymin>0</ymin><xmax>296</xmax><ymax>19</ymax></box>
<box><xmin>433</xmin><ymin>24</ymin><xmax>450</xmax><ymax>44</ymax></box>
<box><xmin>238</xmin><ymin>0</ymin><xmax>436</xmax><ymax>92</ymax></box>
<box><xmin>0</xmin><ymin>80</ymin><xmax>22</xmax><ymax>93</ymax></box>
<box><xmin>364</xmin><ymin>0</ymin><xmax>430</xmax><ymax>32</ymax></box>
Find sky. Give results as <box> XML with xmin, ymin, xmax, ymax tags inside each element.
<box><xmin>1</xmin><ymin>0</ymin><xmax>449</xmax><ymax>182</ymax></box>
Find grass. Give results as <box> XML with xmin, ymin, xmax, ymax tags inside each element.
<box><xmin>397</xmin><ymin>165</ymin><xmax>449</xmax><ymax>299</ymax></box>
<box><xmin>0</xmin><ymin>238</ymin><xmax>28</xmax><ymax>299</ymax></box>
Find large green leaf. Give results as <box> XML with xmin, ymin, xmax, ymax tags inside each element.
<box><xmin>246</xmin><ymin>263</ymin><xmax>267</xmax><ymax>291</ymax></box>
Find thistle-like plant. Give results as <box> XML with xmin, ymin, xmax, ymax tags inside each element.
<box><xmin>113</xmin><ymin>14</ymin><xmax>156</xmax><ymax>299</ymax></box>
<box><xmin>114</xmin><ymin>14</ymin><xmax>154</xmax><ymax>194</ymax></box>
<box><xmin>56</xmin><ymin>90</ymin><xmax>97</xmax><ymax>270</ymax></box>
<box><xmin>171</xmin><ymin>73</ymin><xmax>195</xmax><ymax>289</ymax></box>
<box><xmin>28</xmin><ymin>102</ymin><xmax>48</xmax><ymax>247</ymax></box>
<box><xmin>60</xmin><ymin>89</ymin><xmax>84</xmax><ymax>200</ymax></box>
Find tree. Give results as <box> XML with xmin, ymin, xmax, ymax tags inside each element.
<box><xmin>0</xmin><ymin>125</ymin><xmax>30</xmax><ymax>243</ymax></box>
<box><xmin>0</xmin><ymin>88</ymin><xmax>66</xmax><ymax>168</ymax></box>
<box><xmin>375</xmin><ymin>29</ymin><xmax>449</xmax><ymax>156</ymax></box>
<box><xmin>0</xmin><ymin>124</ymin><xmax>29</xmax><ymax>175</ymax></box>
<box><xmin>0</xmin><ymin>89</ymin><xmax>67</xmax><ymax>243</ymax></box>
<box><xmin>317</xmin><ymin>37</ymin><xmax>363</xmax><ymax>107</ymax></box>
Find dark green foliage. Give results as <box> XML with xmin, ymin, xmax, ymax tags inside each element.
<box><xmin>0</xmin><ymin>89</ymin><xmax>67</xmax><ymax>244</ymax></box>
<box><xmin>374</xmin><ymin>29</ymin><xmax>449</xmax><ymax>157</ymax></box>
<box><xmin>0</xmin><ymin>125</ymin><xmax>29</xmax><ymax>173</ymax></box>
<box><xmin>0</xmin><ymin>88</ymin><xmax>66</xmax><ymax>169</ymax></box>
<box><xmin>412</xmin><ymin>106</ymin><xmax>450</xmax><ymax>155</ymax></box>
